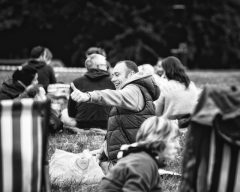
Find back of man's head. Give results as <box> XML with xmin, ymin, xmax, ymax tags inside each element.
<box><xmin>118</xmin><ymin>60</ymin><xmax>139</xmax><ymax>74</ymax></box>
<box><xmin>30</xmin><ymin>46</ymin><xmax>45</xmax><ymax>59</ymax></box>
<box><xmin>85</xmin><ymin>54</ymin><xmax>108</xmax><ymax>71</ymax></box>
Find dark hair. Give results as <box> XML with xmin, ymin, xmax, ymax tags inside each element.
<box><xmin>30</xmin><ymin>46</ymin><xmax>45</xmax><ymax>58</ymax></box>
<box><xmin>162</xmin><ymin>56</ymin><xmax>190</xmax><ymax>88</ymax></box>
<box><xmin>122</xmin><ymin>60</ymin><xmax>139</xmax><ymax>73</ymax></box>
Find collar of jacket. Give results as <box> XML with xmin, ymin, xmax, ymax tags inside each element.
<box><xmin>117</xmin><ymin>141</ymin><xmax>166</xmax><ymax>168</ymax></box>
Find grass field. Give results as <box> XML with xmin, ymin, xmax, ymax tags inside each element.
<box><xmin>1</xmin><ymin>69</ymin><xmax>240</xmax><ymax>86</ymax></box>
<box><xmin>1</xmin><ymin>69</ymin><xmax>240</xmax><ymax>191</ymax></box>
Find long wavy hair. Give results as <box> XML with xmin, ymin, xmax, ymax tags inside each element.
<box><xmin>136</xmin><ymin>116</ymin><xmax>179</xmax><ymax>162</ymax></box>
<box><xmin>162</xmin><ymin>56</ymin><xmax>190</xmax><ymax>88</ymax></box>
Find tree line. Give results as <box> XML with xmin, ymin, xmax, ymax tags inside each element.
<box><xmin>0</xmin><ymin>0</ymin><xmax>240</xmax><ymax>69</ymax></box>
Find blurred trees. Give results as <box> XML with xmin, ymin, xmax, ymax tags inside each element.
<box><xmin>0</xmin><ymin>0</ymin><xmax>240</xmax><ymax>68</ymax></box>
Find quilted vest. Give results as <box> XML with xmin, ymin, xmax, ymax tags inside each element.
<box><xmin>107</xmin><ymin>80</ymin><xmax>156</xmax><ymax>162</ymax></box>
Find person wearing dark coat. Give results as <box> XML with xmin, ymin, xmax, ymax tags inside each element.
<box><xmin>0</xmin><ymin>65</ymin><xmax>42</xmax><ymax>100</ymax></box>
<box><xmin>62</xmin><ymin>54</ymin><xmax>115</xmax><ymax>129</ymax></box>
<box><xmin>25</xmin><ymin>46</ymin><xmax>56</xmax><ymax>91</ymax></box>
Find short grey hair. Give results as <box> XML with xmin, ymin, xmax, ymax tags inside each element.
<box><xmin>85</xmin><ymin>54</ymin><xmax>107</xmax><ymax>70</ymax></box>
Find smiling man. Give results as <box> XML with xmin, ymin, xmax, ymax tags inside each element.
<box><xmin>70</xmin><ymin>60</ymin><xmax>160</xmax><ymax>165</ymax></box>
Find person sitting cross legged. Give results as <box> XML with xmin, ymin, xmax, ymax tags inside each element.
<box><xmin>70</xmin><ymin>60</ymin><xmax>160</xmax><ymax>171</ymax></box>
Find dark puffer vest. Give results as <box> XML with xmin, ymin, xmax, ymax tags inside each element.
<box><xmin>106</xmin><ymin>76</ymin><xmax>160</xmax><ymax>162</ymax></box>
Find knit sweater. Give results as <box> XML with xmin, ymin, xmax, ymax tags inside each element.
<box><xmin>154</xmin><ymin>78</ymin><xmax>201</xmax><ymax>118</ymax></box>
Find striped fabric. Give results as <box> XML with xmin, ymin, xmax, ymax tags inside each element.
<box><xmin>0</xmin><ymin>98</ymin><xmax>50</xmax><ymax>192</ymax></box>
<box><xmin>180</xmin><ymin>85</ymin><xmax>240</xmax><ymax>192</ymax></box>
<box><xmin>194</xmin><ymin>128</ymin><xmax>240</xmax><ymax>192</ymax></box>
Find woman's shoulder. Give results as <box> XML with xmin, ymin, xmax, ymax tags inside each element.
<box><xmin>118</xmin><ymin>151</ymin><xmax>157</xmax><ymax>169</ymax></box>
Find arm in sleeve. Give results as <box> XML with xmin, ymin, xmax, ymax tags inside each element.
<box><xmin>154</xmin><ymin>94</ymin><xmax>165</xmax><ymax>116</ymax></box>
<box><xmin>89</xmin><ymin>84</ymin><xmax>144</xmax><ymax>111</ymax></box>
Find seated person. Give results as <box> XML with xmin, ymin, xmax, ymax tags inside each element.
<box><xmin>61</xmin><ymin>54</ymin><xmax>115</xmax><ymax>129</ymax></box>
<box><xmin>99</xmin><ymin>116</ymin><xmax>179</xmax><ymax>192</ymax></box>
<box><xmin>154</xmin><ymin>56</ymin><xmax>201</xmax><ymax>127</ymax></box>
<box><xmin>25</xmin><ymin>46</ymin><xmax>57</xmax><ymax>91</ymax></box>
<box><xmin>0</xmin><ymin>65</ymin><xmax>45</xmax><ymax>100</ymax></box>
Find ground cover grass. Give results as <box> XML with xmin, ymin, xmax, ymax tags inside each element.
<box><xmin>0</xmin><ymin>69</ymin><xmax>239</xmax><ymax>191</ymax></box>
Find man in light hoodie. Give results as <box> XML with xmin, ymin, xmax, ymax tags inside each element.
<box><xmin>71</xmin><ymin>60</ymin><xmax>160</xmax><ymax>166</ymax></box>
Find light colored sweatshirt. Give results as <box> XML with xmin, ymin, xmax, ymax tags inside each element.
<box><xmin>154</xmin><ymin>78</ymin><xmax>201</xmax><ymax>118</ymax></box>
<box><xmin>89</xmin><ymin>72</ymin><xmax>151</xmax><ymax>111</ymax></box>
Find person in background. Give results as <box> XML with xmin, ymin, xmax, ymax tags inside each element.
<box><xmin>154</xmin><ymin>56</ymin><xmax>201</xmax><ymax>127</ymax></box>
<box><xmin>154</xmin><ymin>57</ymin><xmax>164</xmax><ymax>77</ymax></box>
<box><xmin>85</xmin><ymin>47</ymin><xmax>112</xmax><ymax>73</ymax></box>
<box><xmin>99</xmin><ymin>116</ymin><xmax>179</xmax><ymax>192</ymax></box>
<box><xmin>0</xmin><ymin>65</ymin><xmax>45</xmax><ymax>100</ymax></box>
<box><xmin>85</xmin><ymin>47</ymin><xmax>107</xmax><ymax>58</ymax></box>
<box><xmin>70</xmin><ymin>60</ymin><xmax>160</xmax><ymax>168</ymax></box>
<box><xmin>138</xmin><ymin>63</ymin><xmax>155</xmax><ymax>75</ymax></box>
<box><xmin>62</xmin><ymin>53</ymin><xmax>115</xmax><ymax>129</ymax></box>
<box><xmin>25</xmin><ymin>46</ymin><xmax>56</xmax><ymax>91</ymax></box>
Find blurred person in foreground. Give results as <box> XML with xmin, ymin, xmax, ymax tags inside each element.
<box><xmin>24</xmin><ymin>46</ymin><xmax>56</xmax><ymax>91</ymax></box>
<box><xmin>99</xmin><ymin>116</ymin><xmax>179</xmax><ymax>192</ymax></box>
<box><xmin>70</xmin><ymin>60</ymin><xmax>160</xmax><ymax>167</ymax></box>
<box><xmin>154</xmin><ymin>56</ymin><xmax>201</xmax><ymax>127</ymax></box>
<box><xmin>61</xmin><ymin>53</ymin><xmax>115</xmax><ymax>129</ymax></box>
<box><xmin>0</xmin><ymin>65</ymin><xmax>45</xmax><ymax>100</ymax></box>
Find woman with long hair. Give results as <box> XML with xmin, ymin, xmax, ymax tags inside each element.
<box><xmin>154</xmin><ymin>56</ymin><xmax>201</xmax><ymax>121</ymax></box>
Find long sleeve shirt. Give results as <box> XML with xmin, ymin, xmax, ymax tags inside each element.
<box><xmin>89</xmin><ymin>84</ymin><xmax>144</xmax><ymax>111</ymax></box>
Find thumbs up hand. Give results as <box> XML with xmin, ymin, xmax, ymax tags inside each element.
<box><xmin>70</xmin><ymin>83</ymin><xmax>90</xmax><ymax>103</ymax></box>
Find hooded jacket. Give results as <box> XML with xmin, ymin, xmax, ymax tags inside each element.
<box><xmin>27</xmin><ymin>60</ymin><xmax>56</xmax><ymax>90</ymax></box>
<box><xmin>68</xmin><ymin>69</ymin><xmax>115</xmax><ymax>128</ymax></box>
<box><xmin>107</xmin><ymin>75</ymin><xmax>159</xmax><ymax>161</ymax></box>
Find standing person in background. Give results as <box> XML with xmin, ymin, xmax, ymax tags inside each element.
<box><xmin>61</xmin><ymin>53</ymin><xmax>115</xmax><ymax>129</ymax></box>
<box><xmin>25</xmin><ymin>46</ymin><xmax>56</xmax><ymax>91</ymax></box>
<box><xmin>70</xmin><ymin>60</ymin><xmax>160</xmax><ymax>168</ymax></box>
<box><xmin>99</xmin><ymin>116</ymin><xmax>179</xmax><ymax>192</ymax></box>
<box><xmin>154</xmin><ymin>56</ymin><xmax>201</xmax><ymax>126</ymax></box>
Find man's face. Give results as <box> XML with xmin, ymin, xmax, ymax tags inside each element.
<box><xmin>111</xmin><ymin>62</ymin><xmax>129</xmax><ymax>89</ymax></box>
